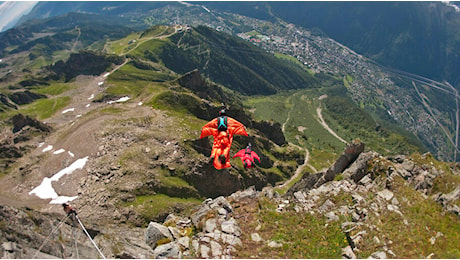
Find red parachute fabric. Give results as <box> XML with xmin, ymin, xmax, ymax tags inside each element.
<box><xmin>233</xmin><ymin>146</ymin><xmax>260</xmax><ymax>169</ymax></box>
<box><xmin>200</xmin><ymin>117</ymin><xmax>248</xmax><ymax>169</ymax></box>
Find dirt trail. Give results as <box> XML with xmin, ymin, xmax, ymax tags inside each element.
<box><xmin>316</xmin><ymin>107</ymin><xmax>348</xmax><ymax>144</ymax></box>
<box><xmin>277</xmin><ymin>96</ymin><xmax>316</xmax><ymax>190</ymax></box>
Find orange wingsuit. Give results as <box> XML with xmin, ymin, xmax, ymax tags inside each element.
<box><xmin>233</xmin><ymin>144</ymin><xmax>260</xmax><ymax>169</ymax></box>
<box><xmin>200</xmin><ymin>110</ymin><xmax>248</xmax><ymax>170</ymax></box>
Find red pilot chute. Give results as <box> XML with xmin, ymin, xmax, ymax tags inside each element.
<box><xmin>233</xmin><ymin>143</ymin><xmax>260</xmax><ymax>169</ymax></box>
<box><xmin>200</xmin><ymin>109</ymin><xmax>248</xmax><ymax>170</ymax></box>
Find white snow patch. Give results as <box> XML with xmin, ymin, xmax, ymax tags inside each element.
<box><xmin>202</xmin><ymin>5</ymin><xmax>210</xmax><ymax>12</ymax></box>
<box><xmin>88</xmin><ymin>94</ymin><xmax>94</xmax><ymax>100</ymax></box>
<box><xmin>42</xmin><ymin>145</ymin><xmax>53</xmax><ymax>152</ymax></box>
<box><xmin>76</xmin><ymin>115</ymin><xmax>82</xmax><ymax>118</ymax></box>
<box><xmin>86</xmin><ymin>104</ymin><xmax>91</xmax><ymax>108</ymax></box>
<box><xmin>103</xmin><ymin>72</ymin><xmax>110</xmax><ymax>77</ymax></box>
<box><xmin>98</xmin><ymin>81</ymin><xmax>104</xmax><ymax>86</ymax></box>
<box><xmin>53</xmin><ymin>149</ymin><xmax>65</xmax><ymax>155</ymax></box>
<box><xmin>138</xmin><ymin>102</ymin><xmax>143</xmax><ymax>106</ymax></box>
<box><xmin>62</xmin><ymin>108</ymin><xmax>75</xmax><ymax>114</ymax></box>
<box><xmin>107</xmin><ymin>96</ymin><xmax>130</xmax><ymax>104</ymax></box>
<box><xmin>38</xmin><ymin>142</ymin><xmax>45</xmax><ymax>148</ymax></box>
<box><xmin>29</xmin><ymin>157</ymin><xmax>88</xmax><ymax>204</ymax></box>
<box><xmin>68</xmin><ymin>151</ymin><xmax>75</xmax><ymax>157</ymax></box>
<box><xmin>50</xmin><ymin>196</ymin><xmax>77</xmax><ymax>204</ymax></box>
<box><xmin>178</xmin><ymin>1</ymin><xmax>193</xmax><ymax>7</ymax></box>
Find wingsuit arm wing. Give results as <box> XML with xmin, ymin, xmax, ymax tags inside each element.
<box><xmin>227</xmin><ymin>117</ymin><xmax>248</xmax><ymax>136</ymax></box>
<box><xmin>233</xmin><ymin>149</ymin><xmax>246</xmax><ymax>158</ymax></box>
<box><xmin>251</xmin><ymin>151</ymin><xmax>261</xmax><ymax>163</ymax></box>
<box><xmin>199</xmin><ymin>118</ymin><xmax>218</xmax><ymax>139</ymax></box>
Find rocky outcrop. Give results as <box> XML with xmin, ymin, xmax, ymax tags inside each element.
<box><xmin>286</xmin><ymin>139</ymin><xmax>365</xmax><ymax>195</ymax></box>
<box><xmin>0</xmin><ymin>204</ymin><xmax>156</xmax><ymax>259</ymax></box>
<box><xmin>0</xmin><ymin>205</ymin><xmax>100</xmax><ymax>259</ymax></box>
<box><xmin>46</xmin><ymin>50</ymin><xmax>125</xmax><ymax>82</ymax></box>
<box><xmin>433</xmin><ymin>186</ymin><xmax>460</xmax><ymax>216</ymax></box>
<box><xmin>8</xmin><ymin>91</ymin><xmax>46</xmax><ymax>105</ymax></box>
<box><xmin>11</xmin><ymin>113</ymin><xmax>52</xmax><ymax>133</ymax></box>
<box><xmin>177</xmin><ymin>70</ymin><xmax>287</xmax><ymax>147</ymax></box>
<box><xmin>252</xmin><ymin>120</ymin><xmax>286</xmax><ymax>146</ymax></box>
<box><xmin>144</xmin><ymin>195</ymin><xmax>242</xmax><ymax>258</ymax></box>
<box><xmin>185</xmin><ymin>162</ymin><xmax>245</xmax><ymax>198</ymax></box>
<box><xmin>0</xmin><ymin>93</ymin><xmax>17</xmax><ymax>111</ymax></box>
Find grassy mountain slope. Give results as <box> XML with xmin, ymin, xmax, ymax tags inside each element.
<box><xmin>121</xmin><ymin>25</ymin><xmax>318</xmax><ymax>95</ymax></box>
<box><xmin>4</xmin><ymin>2</ymin><xmax>453</xmax><ymax>161</ymax></box>
<box><xmin>200</xmin><ymin>1</ymin><xmax>460</xmax><ymax>88</ymax></box>
<box><xmin>0</xmin><ymin>24</ymin><xmax>308</xmax><ymax>222</ymax></box>
<box><xmin>1</xmin><ymin>16</ymin><xmax>460</xmax><ymax>258</ymax></box>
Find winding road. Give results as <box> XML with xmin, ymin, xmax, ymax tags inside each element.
<box><xmin>277</xmin><ymin>95</ymin><xmax>350</xmax><ymax>190</ymax></box>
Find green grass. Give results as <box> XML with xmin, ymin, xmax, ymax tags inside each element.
<box><xmin>309</xmin><ymin>147</ymin><xmax>338</xmax><ymax>171</ymax></box>
<box><xmin>274</xmin><ymin>167</ymin><xmax>306</xmax><ymax>195</ymax></box>
<box><xmin>105</xmin><ymin>32</ymin><xmax>143</xmax><ymax>55</ymax></box>
<box><xmin>126</xmin><ymin>194</ymin><xmax>202</xmax><ymax>225</ymax></box>
<box><xmin>357</xmin><ymin>174</ymin><xmax>460</xmax><ymax>258</ymax></box>
<box><xmin>20</xmin><ymin>96</ymin><xmax>71</xmax><ymax>120</ymax></box>
<box><xmin>236</xmin><ymin>197</ymin><xmax>349</xmax><ymax>258</ymax></box>
<box><xmin>106</xmin><ymin>25</ymin><xmax>175</xmax><ymax>55</ymax></box>
<box><xmin>126</xmin><ymin>38</ymin><xmax>171</xmax><ymax>58</ymax></box>
<box><xmin>274</xmin><ymin>52</ymin><xmax>303</xmax><ymax>67</ymax></box>
<box><xmin>104</xmin><ymin>63</ymin><xmax>174</xmax><ymax>98</ymax></box>
<box><xmin>244</xmin><ymin>93</ymin><xmax>291</xmax><ymax>123</ymax></box>
<box><xmin>244</xmin><ymin>89</ymin><xmax>346</xmax><ymax>155</ymax></box>
<box><xmin>30</xmin><ymin>82</ymin><xmax>75</xmax><ymax>96</ymax></box>
<box><xmin>343</xmin><ymin>74</ymin><xmax>353</xmax><ymax>88</ymax></box>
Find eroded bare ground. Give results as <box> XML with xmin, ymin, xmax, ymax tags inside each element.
<box><xmin>0</xmin><ymin>69</ymin><xmax>155</xmax><ymax>213</ymax></box>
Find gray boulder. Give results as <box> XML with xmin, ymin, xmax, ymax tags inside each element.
<box><xmin>145</xmin><ymin>222</ymin><xmax>173</xmax><ymax>250</ymax></box>
<box><xmin>153</xmin><ymin>242</ymin><xmax>181</xmax><ymax>259</ymax></box>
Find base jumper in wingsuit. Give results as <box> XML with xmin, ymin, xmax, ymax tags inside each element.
<box><xmin>62</xmin><ymin>202</ymin><xmax>77</xmax><ymax>224</ymax></box>
<box><xmin>200</xmin><ymin>108</ymin><xmax>248</xmax><ymax>170</ymax></box>
<box><xmin>233</xmin><ymin>143</ymin><xmax>260</xmax><ymax>169</ymax></box>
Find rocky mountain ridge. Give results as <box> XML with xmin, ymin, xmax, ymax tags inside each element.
<box><xmin>2</xmin><ymin>139</ymin><xmax>460</xmax><ymax>258</ymax></box>
<box><xmin>1</xmin><ymin>5</ymin><xmax>460</xmax><ymax>258</ymax></box>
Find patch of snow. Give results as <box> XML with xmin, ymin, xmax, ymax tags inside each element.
<box><xmin>29</xmin><ymin>157</ymin><xmax>89</xmax><ymax>204</ymax></box>
<box><xmin>53</xmin><ymin>149</ymin><xmax>65</xmax><ymax>155</ymax></box>
<box><xmin>138</xmin><ymin>102</ymin><xmax>143</xmax><ymax>106</ymax></box>
<box><xmin>42</xmin><ymin>145</ymin><xmax>53</xmax><ymax>152</ymax></box>
<box><xmin>98</xmin><ymin>81</ymin><xmax>104</xmax><ymax>86</ymax></box>
<box><xmin>68</xmin><ymin>151</ymin><xmax>75</xmax><ymax>157</ymax></box>
<box><xmin>62</xmin><ymin>108</ymin><xmax>75</xmax><ymax>114</ymax></box>
<box><xmin>86</xmin><ymin>104</ymin><xmax>90</xmax><ymax>108</ymax></box>
<box><xmin>103</xmin><ymin>72</ymin><xmax>110</xmax><ymax>77</ymax></box>
<box><xmin>202</xmin><ymin>5</ymin><xmax>210</xmax><ymax>12</ymax></box>
<box><xmin>107</xmin><ymin>96</ymin><xmax>130</xmax><ymax>104</ymax></box>
<box><xmin>50</xmin><ymin>196</ymin><xmax>78</xmax><ymax>204</ymax></box>
<box><xmin>178</xmin><ymin>1</ymin><xmax>193</xmax><ymax>7</ymax></box>
<box><xmin>38</xmin><ymin>142</ymin><xmax>45</xmax><ymax>148</ymax></box>
<box><xmin>76</xmin><ymin>115</ymin><xmax>82</xmax><ymax>118</ymax></box>
<box><xmin>88</xmin><ymin>94</ymin><xmax>94</xmax><ymax>100</ymax></box>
